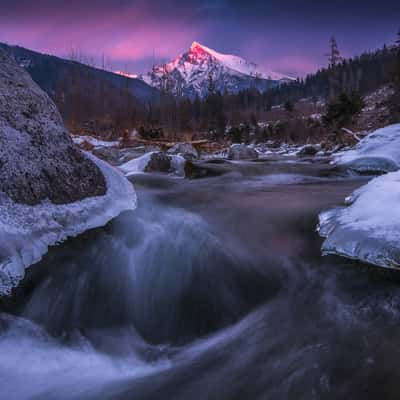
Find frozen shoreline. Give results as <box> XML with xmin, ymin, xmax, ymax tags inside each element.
<box><xmin>0</xmin><ymin>154</ymin><xmax>137</xmax><ymax>296</ymax></box>
<box><xmin>318</xmin><ymin>169</ymin><xmax>400</xmax><ymax>269</ymax></box>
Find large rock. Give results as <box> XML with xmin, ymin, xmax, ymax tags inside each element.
<box><xmin>227</xmin><ymin>144</ymin><xmax>258</xmax><ymax>160</ymax></box>
<box><xmin>0</xmin><ymin>49</ymin><xmax>106</xmax><ymax>205</ymax></box>
<box><xmin>144</xmin><ymin>152</ymin><xmax>171</xmax><ymax>173</ymax></box>
<box><xmin>0</xmin><ymin>49</ymin><xmax>137</xmax><ymax>296</ymax></box>
<box><xmin>297</xmin><ymin>144</ymin><xmax>320</xmax><ymax>157</ymax></box>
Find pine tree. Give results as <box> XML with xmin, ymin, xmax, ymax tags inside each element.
<box><xmin>326</xmin><ymin>36</ymin><xmax>343</xmax><ymax>67</ymax></box>
<box><xmin>326</xmin><ymin>36</ymin><xmax>344</xmax><ymax>99</ymax></box>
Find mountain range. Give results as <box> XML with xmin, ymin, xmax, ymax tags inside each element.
<box><xmin>137</xmin><ymin>42</ymin><xmax>294</xmax><ymax>98</ymax></box>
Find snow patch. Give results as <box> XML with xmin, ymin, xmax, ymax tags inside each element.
<box><xmin>0</xmin><ymin>154</ymin><xmax>137</xmax><ymax>296</ymax></box>
<box><xmin>334</xmin><ymin>124</ymin><xmax>400</xmax><ymax>173</ymax></box>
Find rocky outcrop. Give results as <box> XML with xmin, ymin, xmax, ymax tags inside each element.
<box><xmin>0</xmin><ymin>49</ymin><xmax>106</xmax><ymax>205</ymax></box>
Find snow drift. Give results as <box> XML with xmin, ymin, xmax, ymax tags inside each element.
<box><xmin>0</xmin><ymin>154</ymin><xmax>137</xmax><ymax>296</ymax></box>
<box><xmin>334</xmin><ymin>124</ymin><xmax>400</xmax><ymax>173</ymax></box>
<box><xmin>318</xmin><ymin>171</ymin><xmax>400</xmax><ymax>269</ymax></box>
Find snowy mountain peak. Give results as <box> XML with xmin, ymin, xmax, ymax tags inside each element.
<box><xmin>142</xmin><ymin>42</ymin><xmax>294</xmax><ymax>98</ymax></box>
<box><xmin>190</xmin><ymin>41</ymin><xmax>203</xmax><ymax>50</ymax></box>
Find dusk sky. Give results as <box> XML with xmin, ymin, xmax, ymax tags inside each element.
<box><xmin>1</xmin><ymin>0</ymin><xmax>399</xmax><ymax>77</ymax></box>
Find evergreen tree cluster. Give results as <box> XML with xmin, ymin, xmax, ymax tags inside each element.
<box><xmin>265</xmin><ymin>45</ymin><xmax>398</xmax><ymax>105</ymax></box>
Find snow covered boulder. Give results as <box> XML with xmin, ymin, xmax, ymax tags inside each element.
<box><xmin>318</xmin><ymin>171</ymin><xmax>400</xmax><ymax>269</ymax></box>
<box><xmin>167</xmin><ymin>143</ymin><xmax>199</xmax><ymax>160</ymax></box>
<box><xmin>334</xmin><ymin>124</ymin><xmax>400</xmax><ymax>174</ymax></box>
<box><xmin>227</xmin><ymin>144</ymin><xmax>259</xmax><ymax>160</ymax></box>
<box><xmin>145</xmin><ymin>152</ymin><xmax>172</xmax><ymax>172</ymax></box>
<box><xmin>119</xmin><ymin>151</ymin><xmax>186</xmax><ymax>177</ymax></box>
<box><xmin>0</xmin><ymin>49</ymin><xmax>137</xmax><ymax>295</ymax></box>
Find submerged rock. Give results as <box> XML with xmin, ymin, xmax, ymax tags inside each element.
<box><xmin>0</xmin><ymin>49</ymin><xmax>106</xmax><ymax>205</ymax></box>
<box><xmin>184</xmin><ymin>160</ymin><xmax>228</xmax><ymax>179</ymax></box>
<box><xmin>228</xmin><ymin>144</ymin><xmax>258</xmax><ymax>160</ymax></box>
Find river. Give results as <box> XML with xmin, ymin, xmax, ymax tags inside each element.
<box><xmin>1</xmin><ymin>156</ymin><xmax>400</xmax><ymax>399</ymax></box>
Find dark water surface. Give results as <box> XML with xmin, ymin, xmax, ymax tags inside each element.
<box><xmin>1</xmin><ymin>157</ymin><xmax>400</xmax><ymax>400</ymax></box>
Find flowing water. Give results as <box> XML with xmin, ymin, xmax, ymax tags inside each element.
<box><xmin>1</xmin><ymin>157</ymin><xmax>400</xmax><ymax>400</ymax></box>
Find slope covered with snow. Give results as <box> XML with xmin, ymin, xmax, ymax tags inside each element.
<box><xmin>334</xmin><ymin>124</ymin><xmax>400</xmax><ymax>173</ymax></box>
<box><xmin>318</xmin><ymin>171</ymin><xmax>400</xmax><ymax>269</ymax></box>
<box><xmin>142</xmin><ymin>42</ymin><xmax>293</xmax><ymax>98</ymax></box>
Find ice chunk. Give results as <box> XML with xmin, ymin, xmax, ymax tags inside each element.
<box><xmin>0</xmin><ymin>154</ymin><xmax>137</xmax><ymax>296</ymax></box>
<box><xmin>334</xmin><ymin>124</ymin><xmax>400</xmax><ymax>173</ymax></box>
<box><xmin>318</xmin><ymin>171</ymin><xmax>400</xmax><ymax>268</ymax></box>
